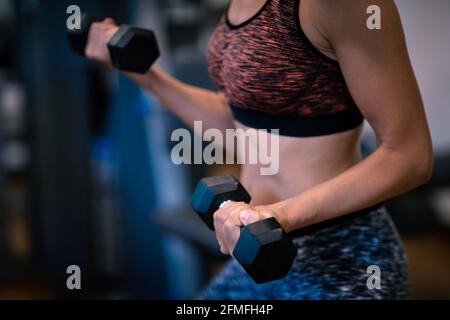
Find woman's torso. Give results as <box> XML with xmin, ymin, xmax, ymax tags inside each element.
<box><xmin>235</xmin><ymin>122</ymin><xmax>362</xmax><ymax>205</ymax></box>
<box><xmin>208</xmin><ymin>0</ymin><xmax>364</xmax><ymax>205</ymax></box>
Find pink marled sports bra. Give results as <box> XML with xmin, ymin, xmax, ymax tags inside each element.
<box><xmin>207</xmin><ymin>0</ymin><xmax>363</xmax><ymax>137</ymax></box>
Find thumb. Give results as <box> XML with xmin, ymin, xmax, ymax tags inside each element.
<box><xmin>239</xmin><ymin>210</ymin><xmax>259</xmax><ymax>226</ymax></box>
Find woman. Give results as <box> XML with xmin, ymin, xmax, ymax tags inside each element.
<box><xmin>86</xmin><ymin>0</ymin><xmax>432</xmax><ymax>299</ymax></box>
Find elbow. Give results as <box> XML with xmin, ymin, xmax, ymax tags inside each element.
<box><xmin>410</xmin><ymin>149</ymin><xmax>434</xmax><ymax>187</ymax></box>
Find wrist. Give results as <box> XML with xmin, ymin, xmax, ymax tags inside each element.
<box><xmin>270</xmin><ymin>200</ymin><xmax>296</xmax><ymax>233</ymax></box>
<box><xmin>277</xmin><ymin>191</ymin><xmax>320</xmax><ymax>232</ymax></box>
<box><xmin>125</xmin><ymin>66</ymin><xmax>160</xmax><ymax>90</ymax></box>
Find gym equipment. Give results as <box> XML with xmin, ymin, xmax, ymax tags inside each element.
<box><xmin>191</xmin><ymin>175</ymin><xmax>297</xmax><ymax>284</ymax></box>
<box><xmin>67</xmin><ymin>14</ymin><xmax>160</xmax><ymax>74</ymax></box>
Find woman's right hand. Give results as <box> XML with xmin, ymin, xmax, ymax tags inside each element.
<box><xmin>85</xmin><ymin>18</ymin><xmax>119</xmax><ymax>68</ymax></box>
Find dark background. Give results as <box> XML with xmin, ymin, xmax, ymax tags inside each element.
<box><xmin>0</xmin><ymin>0</ymin><xmax>449</xmax><ymax>299</ymax></box>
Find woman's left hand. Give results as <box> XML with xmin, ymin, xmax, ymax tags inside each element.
<box><xmin>213</xmin><ymin>201</ymin><xmax>287</xmax><ymax>256</ymax></box>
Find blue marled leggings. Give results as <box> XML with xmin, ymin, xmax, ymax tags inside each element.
<box><xmin>199</xmin><ymin>206</ymin><xmax>409</xmax><ymax>300</ymax></box>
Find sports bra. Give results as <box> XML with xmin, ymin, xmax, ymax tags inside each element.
<box><xmin>207</xmin><ymin>0</ymin><xmax>363</xmax><ymax>137</ymax></box>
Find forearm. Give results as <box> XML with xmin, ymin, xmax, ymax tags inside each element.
<box><xmin>127</xmin><ymin>68</ymin><xmax>235</xmax><ymax>133</ymax></box>
<box><xmin>280</xmin><ymin>145</ymin><xmax>432</xmax><ymax>232</ymax></box>
<box><xmin>84</xmin><ymin>19</ymin><xmax>234</xmax><ymax>133</ymax></box>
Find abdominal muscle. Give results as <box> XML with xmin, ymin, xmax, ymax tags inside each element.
<box><xmin>234</xmin><ymin>121</ymin><xmax>364</xmax><ymax>206</ymax></box>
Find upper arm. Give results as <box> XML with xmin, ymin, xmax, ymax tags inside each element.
<box><xmin>307</xmin><ymin>0</ymin><xmax>431</xmax><ymax>153</ymax></box>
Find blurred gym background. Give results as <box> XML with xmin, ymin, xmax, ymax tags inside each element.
<box><xmin>0</xmin><ymin>0</ymin><xmax>449</xmax><ymax>299</ymax></box>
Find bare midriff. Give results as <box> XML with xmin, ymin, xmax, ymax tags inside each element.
<box><xmin>235</xmin><ymin>121</ymin><xmax>364</xmax><ymax>205</ymax></box>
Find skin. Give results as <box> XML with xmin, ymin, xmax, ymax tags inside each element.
<box><xmin>85</xmin><ymin>0</ymin><xmax>433</xmax><ymax>256</ymax></box>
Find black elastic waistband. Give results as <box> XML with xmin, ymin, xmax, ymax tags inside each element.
<box><xmin>288</xmin><ymin>203</ymin><xmax>384</xmax><ymax>238</ymax></box>
<box><xmin>230</xmin><ymin>105</ymin><xmax>364</xmax><ymax>137</ymax></box>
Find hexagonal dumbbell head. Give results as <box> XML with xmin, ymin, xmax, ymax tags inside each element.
<box><xmin>67</xmin><ymin>14</ymin><xmax>99</xmax><ymax>56</ymax></box>
<box><xmin>107</xmin><ymin>25</ymin><xmax>160</xmax><ymax>73</ymax></box>
<box><xmin>233</xmin><ymin>218</ymin><xmax>297</xmax><ymax>283</ymax></box>
<box><xmin>190</xmin><ymin>175</ymin><xmax>251</xmax><ymax>230</ymax></box>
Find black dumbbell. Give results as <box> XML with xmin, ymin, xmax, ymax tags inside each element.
<box><xmin>191</xmin><ymin>175</ymin><xmax>297</xmax><ymax>284</ymax></box>
<box><xmin>67</xmin><ymin>13</ymin><xmax>160</xmax><ymax>74</ymax></box>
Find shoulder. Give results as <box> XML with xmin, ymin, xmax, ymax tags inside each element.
<box><xmin>299</xmin><ymin>0</ymin><xmax>407</xmax><ymax>61</ymax></box>
<box><xmin>301</xmin><ymin>0</ymin><xmax>401</xmax><ymax>45</ymax></box>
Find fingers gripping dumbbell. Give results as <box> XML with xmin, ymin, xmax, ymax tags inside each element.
<box><xmin>191</xmin><ymin>175</ymin><xmax>297</xmax><ymax>284</ymax></box>
<box><xmin>67</xmin><ymin>13</ymin><xmax>160</xmax><ymax>73</ymax></box>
